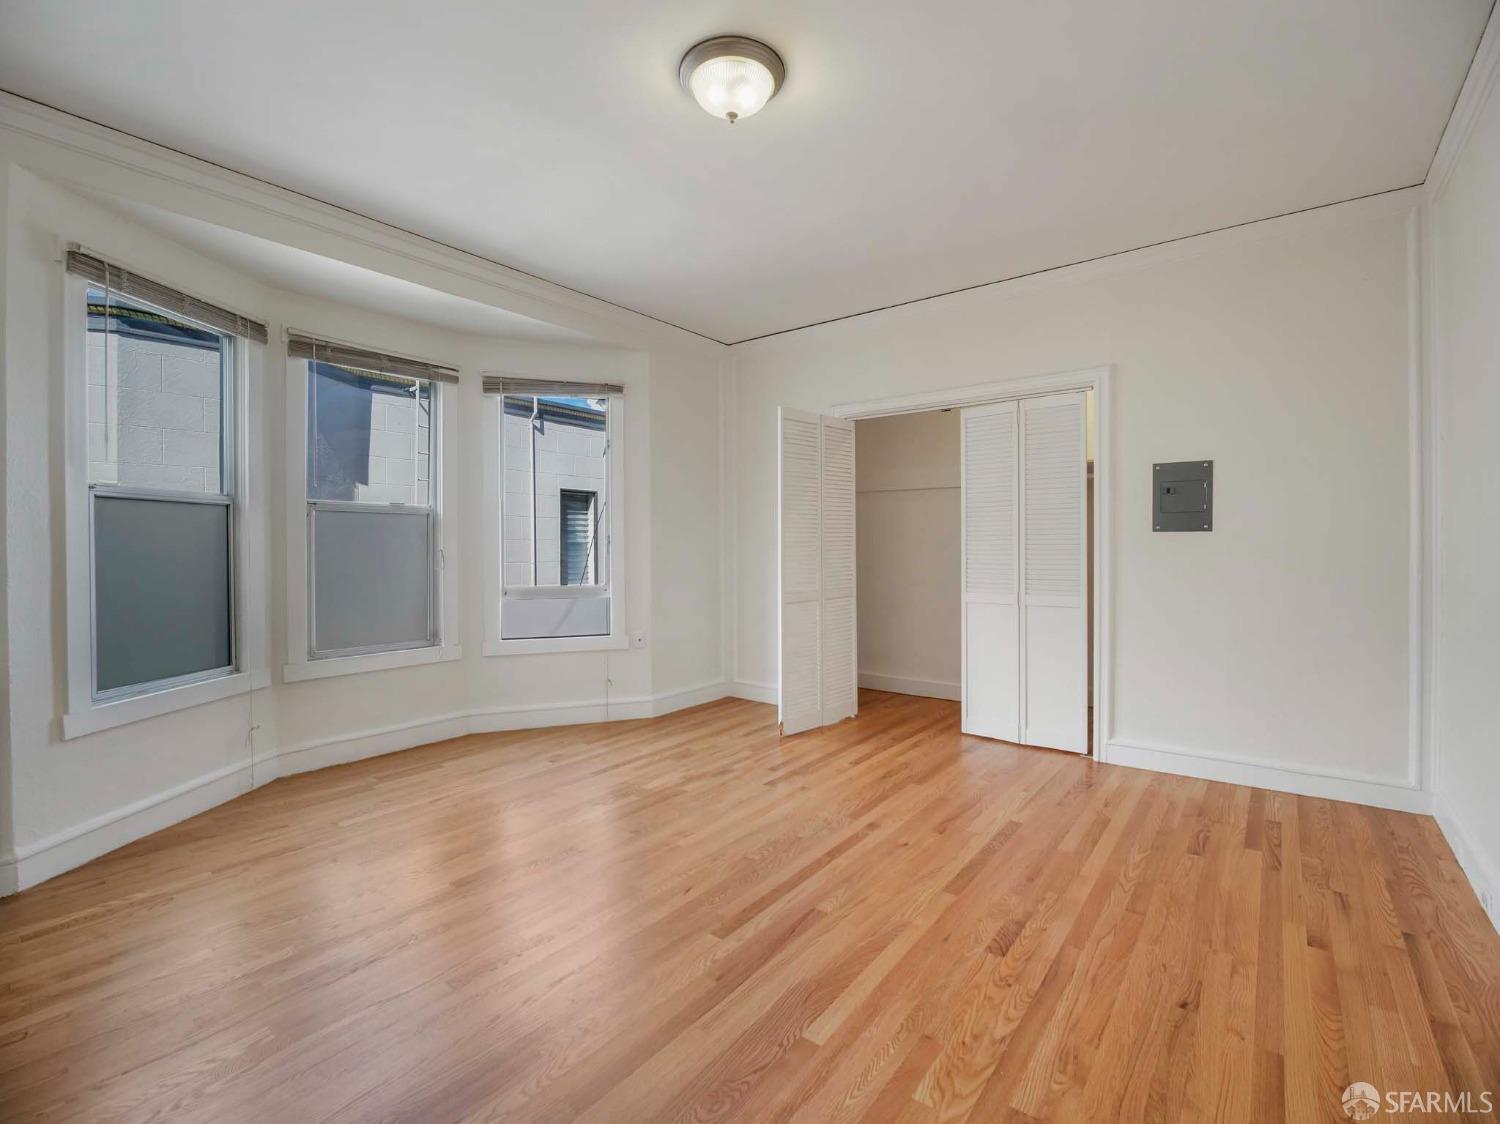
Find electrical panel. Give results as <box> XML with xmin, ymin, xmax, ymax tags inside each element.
<box><xmin>1153</xmin><ymin>460</ymin><xmax>1213</xmax><ymax>531</ymax></box>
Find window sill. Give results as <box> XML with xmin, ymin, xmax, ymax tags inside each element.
<box><xmin>483</xmin><ymin>634</ymin><xmax>629</xmax><ymax>657</ymax></box>
<box><xmin>62</xmin><ymin>668</ymin><xmax>270</xmax><ymax>740</ymax></box>
<box><xmin>503</xmin><ymin>585</ymin><xmax>610</xmax><ymax>601</ymax></box>
<box><xmin>282</xmin><ymin>644</ymin><xmax>462</xmax><ymax>683</ymax></box>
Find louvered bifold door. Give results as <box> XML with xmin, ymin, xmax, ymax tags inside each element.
<box><xmin>1020</xmin><ymin>392</ymin><xmax>1088</xmax><ymax>752</ymax></box>
<box><xmin>819</xmin><ymin>416</ymin><xmax>857</xmax><ymax>726</ymax></box>
<box><xmin>961</xmin><ymin>401</ymin><xmax>1021</xmax><ymax>741</ymax></box>
<box><xmin>779</xmin><ymin>409</ymin><xmax>823</xmax><ymax>735</ymax></box>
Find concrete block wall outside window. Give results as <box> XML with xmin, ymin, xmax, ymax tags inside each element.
<box><xmin>353</xmin><ymin>393</ymin><xmax>430</xmax><ymax>506</ymax></box>
<box><xmin>88</xmin><ymin>334</ymin><xmax>222</xmax><ymax>492</ymax></box>
<box><xmin>502</xmin><ymin>409</ymin><xmax>606</xmax><ymax>588</ymax></box>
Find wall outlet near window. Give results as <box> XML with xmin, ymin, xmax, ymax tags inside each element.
<box><xmin>632</xmin><ymin>631</ymin><xmax>648</xmax><ymax>649</ymax></box>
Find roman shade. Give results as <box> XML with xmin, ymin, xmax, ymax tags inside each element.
<box><xmin>66</xmin><ymin>246</ymin><xmax>269</xmax><ymax>344</ymax></box>
<box><xmin>481</xmin><ymin>376</ymin><xmax>624</xmax><ymax>397</ymax></box>
<box><xmin>288</xmin><ymin>332</ymin><xmax>459</xmax><ymax>385</ymax></box>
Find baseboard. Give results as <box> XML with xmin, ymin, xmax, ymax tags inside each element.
<box><xmin>1103</xmin><ymin>739</ymin><xmax>1430</xmax><ymax>814</ymax></box>
<box><xmin>1433</xmin><ymin>796</ymin><xmax>1500</xmax><ymax>934</ymax></box>
<box><xmin>278</xmin><ymin>712</ymin><xmax>473</xmax><ymax>777</ymax></box>
<box><xmin>649</xmin><ymin>679</ymin><xmax>733</xmax><ymax>716</ymax></box>
<box><xmin>6</xmin><ymin>759</ymin><xmax>255</xmax><ymax>893</ymax></box>
<box><xmin>5</xmin><ymin>682</ymin><xmax>741</xmax><ymax>895</ymax></box>
<box><xmin>468</xmin><ymin>679</ymin><xmax>732</xmax><ymax>734</ymax></box>
<box><xmin>729</xmin><ymin>679</ymin><xmax>777</xmax><ymax>704</ymax></box>
<box><xmin>858</xmin><ymin>672</ymin><xmax>961</xmax><ymax>701</ymax></box>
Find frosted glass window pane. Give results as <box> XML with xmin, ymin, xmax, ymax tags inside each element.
<box><xmin>93</xmin><ymin>495</ymin><xmax>232</xmax><ymax>693</ymax></box>
<box><xmin>311</xmin><ymin>507</ymin><xmax>433</xmax><ymax>655</ymax></box>
<box><xmin>308</xmin><ymin>362</ymin><xmax>432</xmax><ymax>505</ymax></box>
<box><xmin>86</xmin><ymin>287</ymin><xmax>230</xmax><ymax>494</ymax></box>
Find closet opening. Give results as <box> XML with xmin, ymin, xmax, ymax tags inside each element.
<box><xmin>776</xmin><ymin>369</ymin><xmax>1109</xmax><ymax>753</ymax></box>
<box><xmin>849</xmin><ymin>390</ymin><xmax>1095</xmax><ymax>754</ymax></box>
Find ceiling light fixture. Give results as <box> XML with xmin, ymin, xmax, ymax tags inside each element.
<box><xmin>679</xmin><ymin>35</ymin><xmax>785</xmax><ymax>124</ymax></box>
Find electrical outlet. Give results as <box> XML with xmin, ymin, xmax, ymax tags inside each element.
<box><xmin>632</xmin><ymin>631</ymin><xmax>648</xmax><ymax>649</ymax></box>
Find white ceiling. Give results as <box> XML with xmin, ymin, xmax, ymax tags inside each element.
<box><xmin>0</xmin><ymin>1</ymin><xmax>1490</xmax><ymax>343</ymax></box>
<box><xmin>86</xmin><ymin>193</ymin><xmax>591</xmax><ymax>343</ymax></box>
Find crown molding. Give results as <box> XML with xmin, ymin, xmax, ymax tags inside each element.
<box><xmin>0</xmin><ymin>91</ymin><xmax>725</xmax><ymax>355</ymax></box>
<box><xmin>1427</xmin><ymin>1</ymin><xmax>1500</xmax><ymax>202</ymax></box>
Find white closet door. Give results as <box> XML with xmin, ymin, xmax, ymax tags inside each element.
<box><xmin>960</xmin><ymin>400</ymin><xmax>1020</xmax><ymax>741</ymax></box>
<box><xmin>778</xmin><ymin>409</ymin><xmax>858</xmax><ymax>735</ymax></box>
<box><xmin>1020</xmin><ymin>392</ymin><xmax>1088</xmax><ymax>752</ymax></box>
<box><xmin>820</xmin><ymin>416</ymin><xmax>857</xmax><ymax>725</ymax></box>
<box><xmin>779</xmin><ymin>409</ymin><xmax>823</xmax><ymax>735</ymax></box>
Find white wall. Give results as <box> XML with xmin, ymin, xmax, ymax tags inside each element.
<box><xmin>648</xmin><ymin>348</ymin><xmax>724</xmax><ymax>700</ymax></box>
<box><xmin>1430</xmin><ymin>64</ymin><xmax>1500</xmax><ymax>919</ymax></box>
<box><xmin>0</xmin><ymin>103</ymin><xmax>725</xmax><ymax>891</ymax></box>
<box><xmin>854</xmin><ymin>411</ymin><xmax>961</xmax><ymax>699</ymax></box>
<box><xmin>729</xmin><ymin>198</ymin><xmax>1418</xmax><ymax>801</ymax></box>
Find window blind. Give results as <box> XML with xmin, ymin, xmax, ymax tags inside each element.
<box><xmin>481</xmin><ymin>375</ymin><xmax>624</xmax><ymax>397</ymax></box>
<box><xmin>288</xmin><ymin>333</ymin><xmax>459</xmax><ymax>385</ymax></box>
<box><xmin>66</xmin><ymin>246</ymin><xmax>269</xmax><ymax>344</ymax></box>
<box><xmin>560</xmin><ymin>490</ymin><xmax>597</xmax><ymax>585</ymax></box>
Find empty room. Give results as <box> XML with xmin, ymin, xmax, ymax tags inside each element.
<box><xmin>0</xmin><ymin>3</ymin><xmax>1497</xmax><ymax>1121</ymax></box>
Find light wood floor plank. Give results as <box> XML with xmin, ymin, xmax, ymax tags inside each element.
<box><xmin>1</xmin><ymin>691</ymin><xmax>1496</xmax><ymax>1122</ymax></box>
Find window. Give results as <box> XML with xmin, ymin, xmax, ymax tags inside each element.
<box><xmin>559</xmin><ymin>489</ymin><xmax>598</xmax><ymax>585</ymax></box>
<box><xmin>485</xmin><ymin>377</ymin><xmax>624</xmax><ymax>651</ymax></box>
<box><xmin>63</xmin><ymin>248</ymin><xmax>269</xmax><ymax>738</ymax></box>
<box><xmin>283</xmin><ymin>333</ymin><xmax>458</xmax><ymax>679</ymax></box>
<box><xmin>87</xmin><ymin>285</ymin><xmax>237</xmax><ymax>698</ymax></box>
<box><xmin>304</xmin><ymin>358</ymin><xmax>437</xmax><ymax>659</ymax></box>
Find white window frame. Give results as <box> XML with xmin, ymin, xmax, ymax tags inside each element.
<box><xmin>482</xmin><ymin>388</ymin><xmax>627</xmax><ymax>656</ymax></box>
<box><xmin>283</xmin><ymin>347</ymin><xmax>461</xmax><ymax>682</ymax></box>
<box><xmin>61</xmin><ymin>270</ymin><xmax>270</xmax><ymax>739</ymax></box>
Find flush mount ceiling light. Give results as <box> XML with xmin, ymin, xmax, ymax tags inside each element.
<box><xmin>679</xmin><ymin>35</ymin><xmax>785</xmax><ymax>123</ymax></box>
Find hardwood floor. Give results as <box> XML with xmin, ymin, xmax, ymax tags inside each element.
<box><xmin>2</xmin><ymin>690</ymin><xmax>1497</xmax><ymax>1122</ymax></box>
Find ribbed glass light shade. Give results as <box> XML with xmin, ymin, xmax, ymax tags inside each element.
<box><xmin>687</xmin><ymin>55</ymin><xmax>777</xmax><ymax>122</ymax></box>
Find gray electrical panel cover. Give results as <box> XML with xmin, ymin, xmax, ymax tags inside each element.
<box><xmin>1153</xmin><ymin>460</ymin><xmax>1213</xmax><ymax>531</ymax></box>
